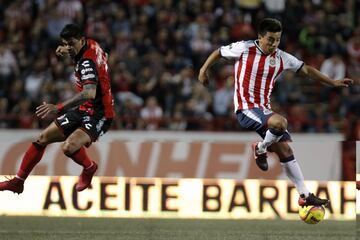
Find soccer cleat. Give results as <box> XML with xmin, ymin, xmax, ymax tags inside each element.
<box><xmin>76</xmin><ymin>161</ymin><xmax>98</xmax><ymax>192</ymax></box>
<box><xmin>0</xmin><ymin>177</ymin><xmax>24</xmax><ymax>194</ymax></box>
<box><xmin>298</xmin><ymin>193</ymin><xmax>329</xmax><ymax>207</ymax></box>
<box><xmin>252</xmin><ymin>142</ymin><xmax>268</xmax><ymax>171</ymax></box>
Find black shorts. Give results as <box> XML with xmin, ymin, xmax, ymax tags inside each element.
<box><xmin>55</xmin><ymin>109</ymin><xmax>112</xmax><ymax>142</ymax></box>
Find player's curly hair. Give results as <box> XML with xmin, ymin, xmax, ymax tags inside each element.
<box><xmin>257</xmin><ymin>18</ymin><xmax>282</xmax><ymax>36</ymax></box>
<box><xmin>60</xmin><ymin>24</ymin><xmax>84</xmax><ymax>40</ymax></box>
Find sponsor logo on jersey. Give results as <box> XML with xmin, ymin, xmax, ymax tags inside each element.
<box><xmin>81</xmin><ymin>68</ymin><xmax>94</xmax><ymax>74</ymax></box>
<box><xmin>81</xmin><ymin>73</ymin><xmax>96</xmax><ymax>80</ymax></box>
<box><xmin>81</xmin><ymin>60</ymin><xmax>90</xmax><ymax>67</ymax></box>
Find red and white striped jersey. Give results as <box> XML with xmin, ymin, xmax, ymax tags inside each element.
<box><xmin>220</xmin><ymin>40</ymin><xmax>304</xmax><ymax>111</ymax></box>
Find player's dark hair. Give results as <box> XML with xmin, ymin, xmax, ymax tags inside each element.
<box><xmin>258</xmin><ymin>18</ymin><xmax>282</xmax><ymax>36</ymax></box>
<box><xmin>60</xmin><ymin>24</ymin><xmax>84</xmax><ymax>40</ymax></box>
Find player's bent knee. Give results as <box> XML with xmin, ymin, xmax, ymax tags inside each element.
<box><xmin>37</xmin><ymin>132</ymin><xmax>50</xmax><ymax>146</ymax></box>
<box><xmin>269</xmin><ymin>115</ymin><xmax>287</xmax><ymax>132</ymax></box>
<box><xmin>276</xmin><ymin>118</ymin><xmax>287</xmax><ymax>131</ymax></box>
<box><xmin>62</xmin><ymin>141</ymin><xmax>79</xmax><ymax>156</ymax></box>
<box><xmin>282</xmin><ymin>118</ymin><xmax>288</xmax><ymax>129</ymax></box>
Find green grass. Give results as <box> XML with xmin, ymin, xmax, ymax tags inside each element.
<box><xmin>0</xmin><ymin>216</ymin><xmax>356</xmax><ymax>240</ymax></box>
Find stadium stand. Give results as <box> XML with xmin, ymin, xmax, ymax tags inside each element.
<box><xmin>0</xmin><ymin>0</ymin><xmax>358</xmax><ymax>141</ymax></box>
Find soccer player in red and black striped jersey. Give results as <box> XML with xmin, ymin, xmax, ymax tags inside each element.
<box><xmin>0</xmin><ymin>24</ymin><xmax>114</xmax><ymax>193</ymax></box>
<box><xmin>199</xmin><ymin>18</ymin><xmax>353</xmax><ymax>207</ymax></box>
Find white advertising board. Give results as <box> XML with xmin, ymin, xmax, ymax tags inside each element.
<box><xmin>0</xmin><ymin>131</ymin><xmax>343</xmax><ymax>180</ymax></box>
<box><xmin>0</xmin><ymin>176</ymin><xmax>355</xmax><ymax>220</ymax></box>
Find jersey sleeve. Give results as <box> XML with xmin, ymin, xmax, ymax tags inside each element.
<box><xmin>220</xmin><ymin>41</ymin><xmax>246</xmax><ymax>59</ymax></box>
<box><xmin>78</xmin><ymin>58</ymin><xmax>98</xmax><ymax>85</ymax></box>
<box><xmin>281</xmin><ymin>51</ymin><xmax>304</xmax><ymax>72</ymax></box>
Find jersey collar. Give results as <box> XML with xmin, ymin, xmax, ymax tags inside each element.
<box><xmin>74</xmin><ymin>40</ymin><xmax>88</xmax><ymax>62</ymax></box>
<box><xmin>254</xmin><ymin>40</ymin><xmax>276</xmax><ymax>56</ymax></box>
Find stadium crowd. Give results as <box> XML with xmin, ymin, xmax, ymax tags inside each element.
<box><xmin>0</xmin><ymin>0</ymin><xmax>359</xmax><ymax>140</ymax></box>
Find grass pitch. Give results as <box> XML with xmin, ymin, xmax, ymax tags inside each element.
<box><xmin>0</xmin><ymin>216</ymin><xmax>356</xmax><ymax>240</ymax></box>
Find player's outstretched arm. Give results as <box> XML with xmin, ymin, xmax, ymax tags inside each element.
<box><xmin>198</xmin><ymin>49</ymin><xmax>222</xmax><ymax>86</ymax></box>
<box><xmin>298</xmin><ymin>64</ymin><xmax>354</xmax><ymax>87</ymax></box>
<box><xmin>35</xmin><ymin>84</ymin><xmax>97</xmax><ymax>119</ymax></box>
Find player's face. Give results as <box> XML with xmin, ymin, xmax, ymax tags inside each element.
<box><xmin>61</xmin><ymin>37</ymin><xmax>85</xmax><ymax>58</ymax></box>
<box><xmin>258</xmin><ymin>32</ymin><xmax>281</xmax><ymax>54</ymax></box>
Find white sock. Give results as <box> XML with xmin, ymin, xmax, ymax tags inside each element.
<box><xmin>281</xmin><ymin>159</ymin><xmax>310</xmax><ymax>197</ymax></box>
<box><xmin>258</xmin><ymin>129</ymin><xmax>284</xmax><ymax>153</ymax></box>
<box><xmin>15</xmin><ymin>175</ymin><xmax>25</xmax><ymax>181</ymax></box>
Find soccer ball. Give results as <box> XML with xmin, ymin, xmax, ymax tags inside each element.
<box><xmin>299</xmin><ymin>205</ymin><xmax>325</xmax><ymax>224</ymax></box>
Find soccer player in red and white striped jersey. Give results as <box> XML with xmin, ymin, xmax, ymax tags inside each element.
<box><xmin>199</xmin><ymin>18</ymin><xmax>353</xmax><ymax>206</ymax></box>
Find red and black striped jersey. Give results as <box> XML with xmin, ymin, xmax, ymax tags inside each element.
<box><xmin>74</xmin><ymin>39</ymin><xmax>114</xmax><ymax>119</ymax></box>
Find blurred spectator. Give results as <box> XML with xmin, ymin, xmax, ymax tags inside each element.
<box><xmin>24</xmin><ymin>60</ymin><xmax>48</xmax><ymax>101</ymax></box>
<box><xmin>230</xmin><ymin>15</ymin><xmax>256</xmax><ymax>42</ymax></box>
<box><xmin>0</xmin><ymin>44</ymin><xmax>19</xmax><ymax>97</ymax></box>
<box><xmin>168</xmin><ymin>102</ymin><xmax>187</xmax><ymax>131</ymax></box>
<box><xmin>213</xmin><ymin>76</ymin><xmax>234</xmax><ymax>116</ymax></box>
<box><xmin>263</xmin><ymin>0</ymin><xmax>286</xmax><ymax>20</ymax></box>
<box><xmin>11</xmin><ymin>98</ymin><xmax>35</xmax><ymax>128</ymax></box>
<box><xmin>56</xmin><ymin>0</ymin><xmax>84</xmax><ymax>24</ymax></box>
<box><xmin>191</xmin><ymin>83</ymin><xmax>212</xmax><ymax>117</ymax></box>
<box><xmin>139</xmin><ymin>96</ymin><xmax>163</xmax><ymax>130</ymax></box>
<box><xmin>190</xmin><ymin>27</ymin><xmax>212</xmax><ymax>55</ymax></box>
<box><xmin>0</xmin><ymin>0</ymin><xmax>357</xmax><ymax>138</ymax></box>
<box><xmin>118</xmin><ymin>98</ymin><xmax>140</xmax><ymax>130</ymax></box>
<box><xmin>46</xmin><ymin>7</ymin><xmax>71</xmax><ymax>40</ymax></box>
<box><xmin>0</xmin><ymin>97</ymin><xmax>10</xmax><ymax>128</ymax></box>
<box><xmin>320</xmin><ymin>54</ymin><xmax>346</xmax><ymax>80</ymax></box>
<box><xmin>183</xmin><ymin>98</ymin><xmax>201</xmax><ymax>130</ymax></box>
<box><xmin>235</xmin><ymin>0</ymin><xmax>262</xmax><ymax>23</ymax></box>
<box><xmin>346</xmin><ymin>27</ymin><xmax>360</xmax><ymax>80</ymax></box>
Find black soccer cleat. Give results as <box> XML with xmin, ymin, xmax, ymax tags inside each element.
<box><xmin>298</xmin><ymin>193</ymin><xmax>329</xmax><ymax>207</ymax></box>
<box><xmin>252</xmin><ymin>142</ymin><xmax>268</xmax><ymax>171</ymax></box>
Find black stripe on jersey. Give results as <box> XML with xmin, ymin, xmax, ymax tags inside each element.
<box><xmin>296</xmin><ymin>62</ymin><xmax>305</xmax><ymax>73</ymax></box>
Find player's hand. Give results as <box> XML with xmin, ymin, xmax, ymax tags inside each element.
<box><xmin>332</xmin><ymin>78</ymin><xmax>354</xmax><ymax>87</ymax></box>
<box><xmin>198</xmin><ymin>69</ymin><xmax>209</xmax><ymax>86</ymax></box>
<box><xmin>55</xmin><ymin>46</ymin><xmax>69</xmax><ymax>57</ymax></box>
<box><xmin>36</xmin><ymin>102</ymin><xmax>58</xmax><ymax>119</ymax></box>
